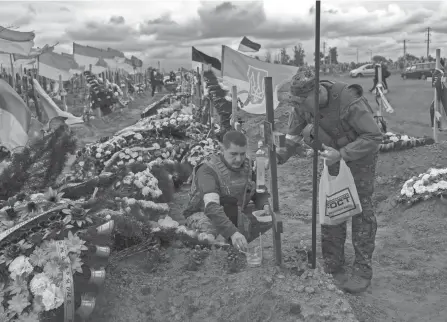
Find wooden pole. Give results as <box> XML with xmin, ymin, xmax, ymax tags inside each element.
<box><xmin>9</xmin><ymin>54</ymin><xmax>15</xmax><ymax>90</ymax></box>
<box><xmin>264</xmin><ymin>76</ymin><xmax>283</xmax><ymax>266</ymax></box>
<box><xmin>231</xmin><ymin>86</ymin><xmax>240</xmax><ymax>131</ymax></box>
<box><xmin>377</xmin><ymin>65</ymin><xmax>383</xmax><ymax>118</ymax></box>
<box><xmin>30</xmin><ymin>69</ymin><xmax>44</xmax><ymax>123</ymax></box>
<box><xmin>311</xmin><ymin>0</ymin><xmax>321</xmax><ymax>270</ymax></box>
<box><xmin>59</xmin><ymin>75</ymin><xmax>67</xmax><ymax>111</ymax></box>
<box><xmin>197</xmin><ymin>66</ymin><xmax>202</xmax><ymax>111</ymax></box>
<box><xmin>433</xmin><ymin>49</ymin><xmax>442</xmax><ymax>142</ymax></box>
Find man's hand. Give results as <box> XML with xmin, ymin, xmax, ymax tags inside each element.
<box><xmin>231</xmin><ymin>232</ymin><xmax>248</xmax><ymax>250</ymax></box>
<box><xmin>319</xmin><ymin>144</ymin><xmax>342</xmax><ymax>166</ymax></box>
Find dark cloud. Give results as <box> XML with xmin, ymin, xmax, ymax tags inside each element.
<box><xmin>139</xmin><ymin>2</ymin><xmax>313</xmax><ymax>42</ymax></box>
<box><xmin>65</xmin><ymin>18</ymin><xmax>137</xmax><ymax>42</ymax></box>
<box><xmin>109</xmin><ymin>16</ymin><xmax>125</xmax><ymax>25</ymax></box>
<box><xmin>60</xmin><ymin>6</ymin><xmax>70</xmax><ymax>12</ymax></box>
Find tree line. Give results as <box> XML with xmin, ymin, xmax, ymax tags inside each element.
<box><xmin>252</xmin><ymin>45</ymin><xmax>445</xmax><ymax>70</ymax></box>
<box><xmin>252</xmin><ymin>44</ymin><xmax>339</xmax><ymax>67</ymax></box>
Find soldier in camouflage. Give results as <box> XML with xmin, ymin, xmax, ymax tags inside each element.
<box><xmin>276</xmin><ymin>70</ymin><xmax>383</xmax><ymax>294</ymax></box>
<box><xmin>182</xmin><ymin>130</ymin><xmax>270</xmax><ymax>250</ymax></box>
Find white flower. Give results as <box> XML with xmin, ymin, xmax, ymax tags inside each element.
<box><xmin>134</xmin><ymin>180</ymin><xmax>144</xmax><ymax>189</ymax></box>
<box><xmin>137</xmin><ymin>156</ymin><xmax>143</xmax><ymax>162</ymax></box>
<box><xmin>9</xmin><ymin>256</ymin><xmax>34</xmax><ymax>279</ymax></box>
<box><xmin>95</xmin><ymin>153</ymin><xmax>101</xmax><ymax>159</ymax></box>
<box><xmin>123</xmin><ymin>177</ymin><xmax>132</xmax><ymax>185</ymax></box>
<box><xmin>128</xmin><ymin>159</ymin><xmax>135</xmax><ymax>164</ymax></box>
<box><xmin>119</xmin><ymin>152</ymin><xmax>126</xmax><ymax>159</ymax></box>
<box><xmin>141</xmin><ymin>186</ymin><xmax>151</xmax><ymax>196</ymax></box>
<box><xmin>124</xmin><ymin>197</ymin><xmax>136</xmax><ymax>205</ymax></box>
<box><xmin>105</xmin><ymin>151</ymin><xmax>111</xmax><ymax>155</ymax></box>
<box><xmin>79</xmin><ymin>161</ymin><xmax>85</xmax><ymax>167</ymax></box>
<box><xmin>176</xmin><ymin>225</ymin><xmax>188</xmax><ymax>234</ymax></box>
<box><xmin>30</xmin><ymin>273</ymin><xmax>52</xmax><ymax>296</ymax></box>
<box><xmin>134</xmin><ymin>133</ymin><xmax>143</xmax><ymax>140</ymax></box>
<box><xmin>41</xmin><ymin>284</ymin><xmax>64</xmax><ymax>311</ymax></box>
<box><xmin>97</xmin><ymin>148</ymin><xmax>103</xmax><ymax>153</ymax></box>
<box><xmin>117</xmin><ymin>161</ymin><xmax>124</xmax><ymax>166</ymax></box>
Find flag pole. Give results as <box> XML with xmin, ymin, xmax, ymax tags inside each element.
<box><xmin>9</xmin><ymin>54</ymin><xmax>15</xmax><ymax>89</ymax></box>
<box><xmin>311</xmin><ymin>0</ymin><xmax>321</xmax><ymax>270</ymax></box>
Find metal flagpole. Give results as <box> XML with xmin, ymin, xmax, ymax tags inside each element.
<box><xmin>311</xmin><ymin>0</ymin><xmax>321</xmax><ymax>270</ymax></box>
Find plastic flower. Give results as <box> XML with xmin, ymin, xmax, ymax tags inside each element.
<box><xmin>44</xmin><ymin>187</ymin><xmax>65</xmax><ymax>203</ymax></box>
<box><xmin>7</xmin><ymin>276</ymin><xmax>28</xmax><ymax>295</ymax></box>
<box><xmin>64</xmin><ymin>231</ymin><xmax>88</xmax><ymax>254</ymax></box>
<box><xmin>141</xmin><ymin>186</ymin><xmax>151</xmax><ymax>197</ymax></box>
<box><xmin>40</xmin><ymin>240</ymin><xmax>59</xmax><ymax>260</ymax></box>
<box><xmin>41</xmin><ymin>284</ymin><xmax>64</xmax><ymax>311</ymax></box>
<box><xmin>29</xmin><ymin>247</ymin><xmax>48</xmax><ymax>267</ymax></box>
<box><xmin>69</xmin><ymin>253</ymin><xmax>83</xmax><ymax>273</ymax></box>
<box><xmin>32</xmin><ymin>295</ymin><xmax>45</xmax><ymax>313</ymax></box>
<box><xmin>17</xmin><ymin>311</ymin><xmax>39</xmax><ymax>322</ymax></box>
<box><xmin>8</xmin><ymin>256</ymin><xmax>34</xmax><ymax>279</ymax></box>
<box><xmin>8</xmin><ymin>292</ymin><xmax>30</xmax><ymax>314</ymax></box>
<box><xmin>30</xmin><ymin>273</ymin><xmax>52</xmax><ymax>296</ymax></box>
<box><xmin>0</xmin><ymin>304</ymin><xmax>9</xmax><ymax>322</ymax></box>
<box><xmin>43</xmin><ymin>261</ymin><xmax>61</xmax><ymax>279</ymax></box>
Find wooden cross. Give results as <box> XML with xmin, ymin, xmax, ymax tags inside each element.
<box><xmin>230</xmin><ymin>79</ymin><xmax>285</xmax><ymax>266</ymax></box>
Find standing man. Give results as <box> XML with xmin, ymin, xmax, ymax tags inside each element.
<box><xmin>150</xmin><ymin>68</ymin><xmax>157</xmax><ymax>97</ymax></box>
<box><xmin>277</xmin><ymin>70</ymin><xmax>383</xmax><ymax>294</ymax></box>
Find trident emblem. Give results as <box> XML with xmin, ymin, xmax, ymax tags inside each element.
<box><xmin>245</xmin><ymin>65</ymin><xmax>268</xmax><ymax>105</ymax></box>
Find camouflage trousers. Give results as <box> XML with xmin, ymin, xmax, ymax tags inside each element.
<box><xmin>321</xmin><ymin>152</ymin><xmax>378</xmax><ymax>280</ymax></box>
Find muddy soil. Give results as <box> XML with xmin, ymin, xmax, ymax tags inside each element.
<box><xmin>88</xmin><ymin>75</ymin><xmax>447</xmax><ymax>322</ymax></box>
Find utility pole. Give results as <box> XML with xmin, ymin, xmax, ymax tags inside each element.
<box><xmin>323</xmin><ymin>41</ymin><xmax>326</xmax><ymax>63</ymax></box>
<box><xmin>426</xmin><ymin>27</ymin><xmax>431</xmax><ymax>58</ymax></box>
<box><xmin>329</xmin><ymin>47</ymin><xmax>332</xmax><ymax>65</ymax></box>
<box><xmin>367</xmin><ymin>49</ymin><xmax>372</xmax><ymax>62</ymax></box>
<box><xmin>403</xmin><ymin>39</ymin><xmax>409</xmax><ymax>67</ymax></box>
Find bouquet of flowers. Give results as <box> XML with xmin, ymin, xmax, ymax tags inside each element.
<box><xmin>398</xmin><ymin>167</ymin><xmax>447</xmax><ymax>205</ymax></box>
<box><xmin>380</xmin><ymin>132</ymin><xmax>434</xmax><ymax>152</ymax></box>
<box><xmin>0</xmin><ymin>202</ymin><xmax>113</xmax><ymax>322</ymax></box>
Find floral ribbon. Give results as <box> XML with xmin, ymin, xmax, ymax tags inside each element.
<box><xmin>0</xmin><ymin>205</ymin><xmax>66</xmax><ymax>242</ymax></box>
<box><xmin>55</xmin><ymin>241</ymin><xmax>75</xmax><ymax>322</ymax></box>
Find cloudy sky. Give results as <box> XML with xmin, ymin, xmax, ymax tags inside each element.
<box><xmin>1</xmin><ymin>0</ymin><xmax>446</xmax><ymax>71</ymax></box>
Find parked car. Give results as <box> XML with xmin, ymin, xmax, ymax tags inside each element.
<box><xmin>349</xmin><ymin>64</ymin><xmax>376</xmax><ymax>78</ymax></box>
<box><xmin>401</xmin><ymin>62</ymin><xmax>441</xmax><ymax>80</ymax></box>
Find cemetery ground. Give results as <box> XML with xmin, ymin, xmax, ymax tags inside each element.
<box><xmin>86</xmin><ymin>76</ymin><xmax>447</xmax><ymax>322</ymax></box>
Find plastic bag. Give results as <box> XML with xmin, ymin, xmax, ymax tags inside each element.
<box><xmin>318</xmin><ymin>159</ymin><xmax>362</xmax><ymax>225</ymax></box>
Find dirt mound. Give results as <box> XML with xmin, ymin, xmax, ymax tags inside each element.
<box><xmin>239</xmin><ymin>99</ymin><xmax>447</xmax><ymax>322</ymax></box>
<box><xmin>348</xmin><ymin>142</ymin><xmax>447</xmax><ymax>322</ymax></box>
<box><xmin>93</xmin><ymin>241</ymin><xmax>357</xmax><ymax>322</ymax></box>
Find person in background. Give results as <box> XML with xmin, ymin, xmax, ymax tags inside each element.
<box><xmin>277</xmin><ymin>70</ymin><xmax>383</xmax><ymax>294</ymax></box>
<box><xmin>150</xmin><ymin>69</ymin><xmax>157</xmax><ymax>97</ymax></box>
<box><xmin>156</xmin><ymin>71</ymin><xmax>163</xmax><ymax>93</ymax></box>
<box><xmin>369</xmin><ymin>63</ymin><xmax>390</xmax><ymax>92</ymax></box>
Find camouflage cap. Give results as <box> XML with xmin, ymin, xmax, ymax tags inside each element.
<box><xmin>290</xmin><ymin>69</ymin><xmax>316</xmax><ymax>97</ymax></box>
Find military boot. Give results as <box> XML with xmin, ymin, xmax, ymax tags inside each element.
<box><xmin>341</xmin><ymin>274</ymin><xmax>371</xmax><ymax>294</ymax></box>
<box><xmin>330</xmin><ymin>267</ymin><xmax>348</xmax><ymax>286</ymax></box>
